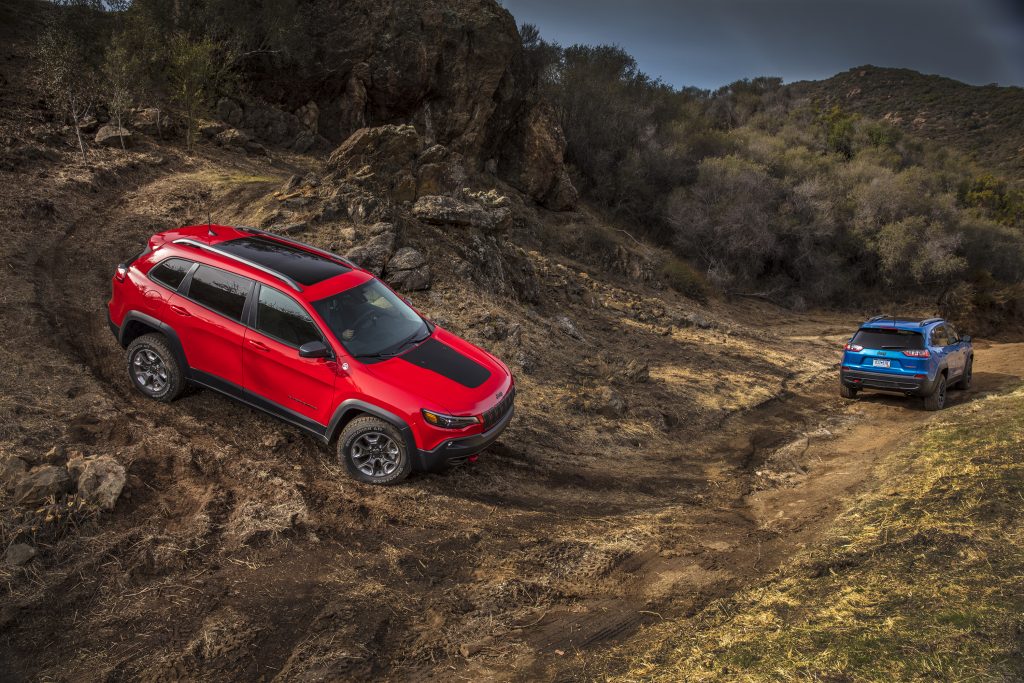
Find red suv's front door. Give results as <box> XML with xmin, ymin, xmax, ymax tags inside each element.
<box><xmin>243</xmin><ymin>285</ymin><xmax>339</xmax><ymax>426</ymax></box>
<box><xmin>168</xmin><ymin>264</ymin><xmax>253</xmax><ymax>387</ymax></box>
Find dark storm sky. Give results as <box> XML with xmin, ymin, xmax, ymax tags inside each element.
<box><xmin>499</xmin><ymin>0</ymin><xmax>1024</xmax><ymax>90</ymax></box>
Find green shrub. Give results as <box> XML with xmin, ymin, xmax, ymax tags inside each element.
<box><xmin>660</xmin><ymin>257</ymin><xmax>708</xmax><ymax>302</ymax></box>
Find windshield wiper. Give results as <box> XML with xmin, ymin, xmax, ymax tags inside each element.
<box><xmin>354</xmin><ymin>330</ymin><xmax>431</xmax><ymax>361</ymax></box>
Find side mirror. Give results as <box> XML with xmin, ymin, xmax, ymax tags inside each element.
<box><xmin>298</xmin><ymin>340</ymin><xmax>331</xmax><ymax>359</ymax></box>
<box><xmin>961</xmin><ymin>335</ymin><xmax>971</xmax><ymax>344</ymax></box>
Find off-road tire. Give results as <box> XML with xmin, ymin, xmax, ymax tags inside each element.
<box><xmin>953</xmin><ymin>358</ymin><xmax>973</xmax><ymax>390</ymax></box>
<box><xmin>126</xmin><ymin>333</ymin><xmax>186</xmax><ymax>402</ymax></box>
<box><xmin>338</xmin><ymin>416</ymin><xmax>412</xmax><ymax>485</ymax></box>
<box><xmin>923</xmin><ymin>375</ymin><xmax>947</xmax><ymax>411</ymax></box>
<box><xmin>839</xmin><ymin>383</ymin><xmax>858</xmax><ymax>399</ymax></box>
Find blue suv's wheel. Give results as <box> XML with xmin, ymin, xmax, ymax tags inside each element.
<box><xmin>840</xmin><ymin>382</ymin><xmax>858</xmax><ymax>399</ymax></box>
<box><xmin>923</xmin><ymin>375</ymin><xmax>947</xmax><ymax>411</ymax></box>
<box><xmin>953</xmin><ymin>358</ymin><xmax>973</xmax><ymax>390</ymax></box>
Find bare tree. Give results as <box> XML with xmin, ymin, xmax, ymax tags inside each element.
<box><xmin>36</xmin><ymin>18</ymin><xmax>97</xmax><ymax>162</ymax></box>
<box><xmin>102</xmin><ymin>43</ymin><xmax>137</xmax><ymax>155</ymax></box>
<box><xmin>167</xmin><ymin>34</ymin><xmax>224</xmax><ymax>153</ymax></box>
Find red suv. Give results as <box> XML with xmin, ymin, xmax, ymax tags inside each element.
<box><xmin>107</xmin><ymin>225</ymin><xmax>515</xmax><ymax>484</ymax></box>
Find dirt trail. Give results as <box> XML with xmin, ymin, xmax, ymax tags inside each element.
<box><xmin>503</xmin><ymin>341</ymin><xmax>1024</xmax><ymax>681</ymax></box>
<box><xmin>3</xmin><ymin>143</ymin><xmax>1024</xmax><ymax>681</ymax></box>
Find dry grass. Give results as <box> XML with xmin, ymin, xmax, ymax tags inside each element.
<box><xmin>608</xmin><ymin>385</ymin><xmax>1024</xmax><ymax>682</ymax></box>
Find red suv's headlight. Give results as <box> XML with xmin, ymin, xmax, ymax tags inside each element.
<box><xmin>421</xmin><ymin>409</ymin><xmax>478</xmax><ymax>429</ymax></box>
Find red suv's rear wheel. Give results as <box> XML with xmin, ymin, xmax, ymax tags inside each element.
<box><xmin>338</xmin><ymin>416</ymin><xmax>412</xmax><ymax>485</ymax></box>
<box><xmin>126</xmin><ymin>334</ymin><xmax>186</xmax><ymax>402</ymax></box>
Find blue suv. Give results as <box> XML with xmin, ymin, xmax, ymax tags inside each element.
<box><xmin>840</xmin><ymin>316</ymin><xmax>973</xmax><ymax>411</ymax></box>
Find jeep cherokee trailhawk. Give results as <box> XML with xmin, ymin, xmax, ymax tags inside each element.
<box><xmin>107</xmin><ymin>225</ymin><xmax>515</xmax><ymax>484</ymax></box>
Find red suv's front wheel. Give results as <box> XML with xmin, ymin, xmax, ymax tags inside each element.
<box><xmin>338</xmin><ymin>416</ymin><xmax>412</xmax><ymax>485</ymax></box>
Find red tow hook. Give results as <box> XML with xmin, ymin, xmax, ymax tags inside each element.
<box><xmin>467</xmin><ymin>454</ymin><xmax>479</xmax><ymax>464</ymax></box>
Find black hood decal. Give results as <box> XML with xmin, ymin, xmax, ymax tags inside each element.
<box><xmin>400</xmin><ymin>338</ymin><xmax>491</xmax><ymax>388</ymax></box>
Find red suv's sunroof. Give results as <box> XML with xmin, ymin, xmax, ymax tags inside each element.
<box><xmin>217</xmin><ymin>236</ymin><xmax>350</xmax><ymax>286</ymax></box>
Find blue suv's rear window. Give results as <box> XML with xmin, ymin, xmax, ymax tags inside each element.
<box><xmin>218</xmin><ymin>236</ymin><xmax>350</xmax><ymax>286</ymax></box>
<box><xmin>852</xmin><ymin>328</ymin><xmax>925</xmax><ymax>350</ymax></box>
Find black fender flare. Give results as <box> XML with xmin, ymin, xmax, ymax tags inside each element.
<box><xmin>326</xmin><ymin>399</ymin><xmax>417</xmax><ymax>454</ymax></box>
<box><xmin>120</xmin><ymin>311</ymin><xmax>189</xmax><ymax>373</ymax></box>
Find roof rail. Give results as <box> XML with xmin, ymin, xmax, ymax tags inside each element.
<box><xmin>867</xmin><ymin>314</ymin><xmax>891</xmax><ymax>322</ymax></box>
<box><xmin>171</xmin><ymin>238</ymin><xmax>303</xmax><ymax>292</ymax></box>
<box><xmin>238</xmin><ymin>226</ymin><xmax>358</xmax><ymax>270</ymax></box>
<box><xmin>920</xmin><ymin>317</ymin><xmax>943</xmax><ymax>326</ymax></box>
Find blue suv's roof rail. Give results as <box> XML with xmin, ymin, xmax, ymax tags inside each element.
<box><xmin>919</xmin><ymin>317</ymin><xmax>943</xmax><ymax>326</ymax></box>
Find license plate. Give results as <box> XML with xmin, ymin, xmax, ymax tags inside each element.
<box><xmin>872</xmin><ymin>359</ymin><xmax>891</xmax><ymax>368</ymax></box>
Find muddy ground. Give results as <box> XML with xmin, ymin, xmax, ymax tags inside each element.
<box><xmin>3</xmin><ymin>42</ymin><xmax>1024</xmax><ymax>683</ymax></box>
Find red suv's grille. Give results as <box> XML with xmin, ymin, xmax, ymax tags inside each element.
<box><xmin>481</xmin><ymin>386</ymin><xmax>515</xmax><ymax>431</ymax></box>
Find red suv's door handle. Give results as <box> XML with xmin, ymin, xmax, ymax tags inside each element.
<box><xmin>168</xmin><ymin>305</ymin><xmax>191</xmax><ymax>316</ymax></box>
<box><xmin>248</xmin><ymin>340</ymin><xmax>270</xmax><ymax>352</ymax></box>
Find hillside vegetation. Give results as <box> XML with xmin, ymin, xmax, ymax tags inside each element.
<box><xmin>522</xmin><ymin>35</ymin><xmax>1024</xmax><ymax>329</ymax></box>
<box><xmin>609</xmin><ymin>382</ymin><xmax>1024</xmax><ymax>681</ymax></box>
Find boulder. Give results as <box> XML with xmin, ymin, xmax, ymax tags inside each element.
<box><xmin>131</xmin><ymin>108</ymin><xmax>172</xmax><ymax>137</ymax></box>
<box><xmin>295</xmin><ymin>100</ymin><xmax>319</xmax><ymax>132</ymax></box>
<box><xmin>291</xmin><ymin>129</ymin><xmax>317</xmax><ymax>154</ymax></box>
<box><xmin>498</xmin><ymin>102</ymin><xmax>578</xmax><ymax>211</ymax></box>
<box><xmin>385</xmin><ymin>247</ymin><xmax>431</xmax><ymax>291</ymax></box>
<box><xmin>619</xmin><ymin>359</ymin><xmax>649</xmax><ymax>383</ymax></box>
<box><xmin>388</xmin><ymin>246</ymin><xmax>426</xmax><ymax>271</ymax></box>
<box><xmin>216</xmin><ymin>128</ymin><xmax>249</xmax><ymax>147</ymax></box>
<box><xmin>71</xmin><ymin>456</ymin><xmax>127</xmax><ymax>511</ymax></box>
<box><xmin>77</xmin><ymin>116</ymin><xmax>99</xmax><ymax>134</ymax></box>
<box><xmin>555</xmin><ymin>315</ymin><xmax>583</xmax><ymax>340</ymax></box>
<box><xmin>199</xmin><ymin>121</ymin><xmax>227</xmax><ymax>139</ymax></box>
<box><xmin>595</xmin><ymin>387</ymin><xmax>627</xmax><ymax>418</ymax></box>
<box><xmin>415</xmin><ymin>160</ymin><xmax>467</xmax><ymax>198</ymax></box>
<box><xmin>327</xmin><ymin>125</ymin><xmax>422</xmax><ymax>175</ymax></box>
<box><xmin>345</xmin><ymin>229</ymin><xmax>396</xmax><ymax>276</ymax></box>
<box><xmin>13</xmin><ymin>465</ymin><xmax>71</xmax><ymax>505</ymax></box>
<box><xmin>95</xmin><ymin>124</ymin><xmax>132</xmax><ymax>148</ymax></box>
<box><xmin>216</xmin><ymin>97</ymin><xmax>244</xmax><ymax>127</ymax></box>
<box><xmin>0</xmin><ymin>453</ymin><xmax>28</xmax><ymax>491</ymax></box>
<box><xmin>5</xmin><ymin>543</ymin><xmax>36</xmax><ymax>567</ymax></box>
<box><xmin>411</xmin><ymin>195</ymin><xmax>510</xmax><ymax>232</ymax></box>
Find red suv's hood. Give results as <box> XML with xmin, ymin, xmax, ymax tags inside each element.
<box><xmin>362</xmin><ymin>327</ymin><xmax>512</xmax><ymax>416</ymax></box>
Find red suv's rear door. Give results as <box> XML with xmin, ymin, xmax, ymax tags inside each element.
<box><xmin>168</xmin><ymin>264</ymin><xmax>253</xmax><ymax>387</ymax></box>
<box><xmin>243</xmin><ymin>284</ymin><xmax>338</xmax><ymax>426</ymax></box>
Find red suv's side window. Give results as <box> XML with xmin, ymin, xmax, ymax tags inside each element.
<box><xmin>187</xmin><ymin>265</ymin><xmax>251</xmax><ymax>321</ymax></box>
<box><xmin>254</xmin><ymin>286</ymin><xmax>323</xmax><ymax>348</ymax></box>
<box><xmin>149</xmin><ymin>258</ymin><xmax>194</xmax><ymax>291</ymax></box>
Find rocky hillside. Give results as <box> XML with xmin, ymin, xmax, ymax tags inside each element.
<box><xmin>214</xmin><ymin>0</ymin><xmax>577</xmax><ymax>210</ymax></box>
<box><xmin>788</xmin><ymin>65</ymin><xmax>1024</xmax><ymax>176</ymax></box>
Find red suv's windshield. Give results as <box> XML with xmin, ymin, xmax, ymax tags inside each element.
<box><xmin>313</xmin><ymin>280</ymin><xmax>429</xmax><ymax>359</ymax></box>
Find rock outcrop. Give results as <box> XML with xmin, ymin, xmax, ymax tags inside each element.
<box><xmin>412</xmin><ymin>195</ymin><xmax>511</xmax><ymax>232</ymax></box>
<box><xmin>327</xmin><ymin>125</ymin><xmax>422</xmax><ymax>176</ymax></box>
<box><xmin>236</xmin><ymin>0</ymin><xmax>576</xmax><ymax>211</ymax></box>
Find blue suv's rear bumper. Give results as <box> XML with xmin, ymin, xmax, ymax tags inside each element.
<box><xmin>840</xmin><ymin>366</ymin><xmax>939</xmax><ymax>396</ymax></box>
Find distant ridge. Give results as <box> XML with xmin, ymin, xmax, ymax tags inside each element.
<box><xmin>788</xmin><ymin>65</ymin><xmax>1024</xmax><ymax>178</ymax></box>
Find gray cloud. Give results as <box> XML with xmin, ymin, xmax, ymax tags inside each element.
<box><xmin>501</xmin><ymin>0</ymin><xmax>1024</xmax><ymax>89</ymax></box>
